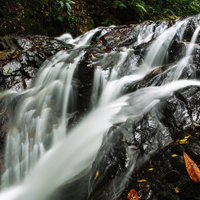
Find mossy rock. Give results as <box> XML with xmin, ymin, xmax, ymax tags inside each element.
<box><xmin>156</xmin><ymin>190</ymin><xmax>180</xmax><ymax>200</ymax></box>
<box><xmin>177</xmin><ymin>177</ymin><xmax>200</xmax><ymax>199</ymax></box>
<box><xmin>0</xmin><ymin>36</ymin><xmax>21</xmax><ymax>51</ymax></box>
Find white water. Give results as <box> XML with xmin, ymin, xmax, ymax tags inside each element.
<box><xmin>186</xmin><ymin>25</ymin><xmax>200</xmax><ymax>57</ymax></box>
<box><xmin>0</xmin><ymin>15</ymin><xmax>200</xmax><ymax>200</ymax></box>
<box><xmin>144</xmin><ymin>19</ymin><xmax>188</xmax><ymax>68</ymax></box>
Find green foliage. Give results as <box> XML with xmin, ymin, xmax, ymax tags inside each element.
<box><xmin>56</xmin><ymin>0</ymin><xmax>75</xmax><ymax>17</ymax></box>
<box><xmin>113</xmin><ymin>0</ymin><xmax>127</xmax><ymax>9</ymax></box>
<box><xmin>0</xmin><ymin>0</ymin><xmax>200</xmax><ymax>36</ymax></box>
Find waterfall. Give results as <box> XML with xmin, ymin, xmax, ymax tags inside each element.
<box><xmin>0</xmin><ymin>14</ymin><xmax>200</xmax><ymax>200</ymax></box>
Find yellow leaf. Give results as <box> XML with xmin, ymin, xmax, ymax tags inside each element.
<box><xmin>36</xmin><ymin>46</ymin><xmax>40</xmax><ymax>48</ymax></box>
<box><xmin>179</xmin><ymin>139</ymin><xmax>188</xmax><ymax>142</ymax></box>
<box><xmin>172</xmin><ymin>154</ymin><xmax>178</xmax><ymax>157</ymax></box>
<box><xmin>183</xmin><ymin>152</ymin><xmax>200</xmax><ymax>183</ymax></box>
<box><xmin>95</xmin><ymin>171</ymin><xmax>99</xmax><ymax>178</ymax></box>
<box><xmin>148</xmin><ymin>168</ymin><xmax>154</xmax><ymax>171</ymax></box>
<box><xmin>175</xmin><ymin>186</ymin><xmax>179</xmax><ymax>193</ymax></box>
<box><xmin>184</xmin><ymin>136</ymin><xmax>189</xmax><ymax>139</ymax></box>
<box><xmin>137</xmin><ymin>179</ymin><xmax>147</xmax><ymax>183</ymax></box>
<box><xmin>179</xmin><ymin>141</ymin><xmax>188</xmax><ymax>144</ymax></box>
<box><xmin>196</xmin><ymin>124</ymin><xmax>200</xmax><ymax>127</ymax></box>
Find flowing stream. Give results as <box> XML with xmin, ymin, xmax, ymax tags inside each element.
<box><xmin>0</xmin><ymin>14</ymin><xmax>200</xmax><ymax>200</ymax></box>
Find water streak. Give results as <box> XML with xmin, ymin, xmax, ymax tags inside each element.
<box><xmin>0</xmin><ymin>14</ymin><xmax>200</xmax><ymax>200</ymax></box>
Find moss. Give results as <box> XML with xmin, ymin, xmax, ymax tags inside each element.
<box><xmin>88</xmin><ymin>19</ymin><xmax>94</xmax><ymax>30</ymax></box>
<box><xmin>177</xmin><ymin>177</ymin><xmax>200</xmax><ymax>199</ymax></box>
<box><xmin>156</xmin><ymin>190</ymin><xmax>180</xmax><ymax>200</ymax></box>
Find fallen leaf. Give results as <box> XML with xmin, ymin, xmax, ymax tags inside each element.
<box><xmin>99</xmin><ymin>40</ymin><xmax>103</xmax><ymax>44</ymax></box>
<box><xmin>175</xmin><ymin>186</ymin><xmax>179</xmax><ymax>193</ymax></box>
<box><xmin>95</xmin><ymin>171</ymin><xmax>99</xmax><ymax>178</ymax></box>
<box><xmin>12</xmin><ymin>54</ymin><xmax>17</xmax><ymax>58</ymax></box>
<box><xmin>148</xmin><ymin>168</ymin><xmax>154</xmax><ymax>171</ymax></box>
<box><xmin>138</xmin><ymin>183</ymin><xmax>144</xmax><ymax>189</ymax></box>
<box><xmin>91</xmin><ymin>54</ymin><xmax>95</xmax><ymax>58</ymax></box>
<box><xmin>179</xmin><ymin>141</ymin><xmax>188</xmax><ymax>144</ymax></box>
<box><xmin>179</xmin><ymin>139</ymin><xmax>188</xmax><ymax>142</ymax></box>
<box><xmin>137</xmin><ymin>179</ymin><xmax>147</xmax><ymax>183</ymax></box>
<box><xmin>172</xmin><ymin>154</ymin><xmax>178</xmax><ymax>157</ymax></box>
<box><xmin>183</xmin><ymin>151</ymin><xmax>200</xmax><ymax>183</ymax></box>
<box><xmin>7</xmin><ymin>68</ymin><xmax>12</xmax><ymax>73</ymax></box>
<box><xmin>176</xmin><ymin>170</ymin><xmax>180</xmax><ymax>175</ymax></box>
<box><xmin>127</xmin><ymin>189</ymin><xmax>139</xmax><ymax>200</ymax></box>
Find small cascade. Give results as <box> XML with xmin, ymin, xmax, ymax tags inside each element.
<box><xmin>90</xmin><ymin>67</ymin><xmax>107</xmax><ymax>107</ymax></box>
<box><xmin>1</xmin><ymin>49</ymin><xmax>84</xmax><ymax>188</ymax></box>
<box><xmin>135</xmin><ymin>21</ymin><xmax>168</xmax><ymax>46</ymax></box>
<box><xmin>144</xmin><ymin>19</ymin><xmax>188</xmax><ymax>68</ymax></box>
<box><xmin>0</xmin><ymin>14</ymin><xmax>200</xmax><ymax>200</ymax></box>
<box><xmin>186</xmin><ymin>25</ymin><xmax>200</xmax><ymax>57</ymax></box>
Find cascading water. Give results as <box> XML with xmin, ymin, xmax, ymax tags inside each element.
<box><xmin>0</xmin><ymin>14</ymin><xmax>200</xmax><ymax>200</ymax></box>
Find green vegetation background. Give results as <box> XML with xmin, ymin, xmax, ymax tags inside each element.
<box><xmin>0</xmin><ymin>0</ymin><xmax>200</xmax><ymax>37</ymax></box>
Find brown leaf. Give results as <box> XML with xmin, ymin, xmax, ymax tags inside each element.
<box><xmin>127</xmin><ymin>189</ymin><xmax>139</xmax><ymax>200</ymax></box>
<box><xmin>183</xmin><ymin>151</ymin><xmax>200</xmax><ymax>183</ymax></box>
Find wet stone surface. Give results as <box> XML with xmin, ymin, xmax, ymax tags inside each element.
<box><xmin>0</xmin><ymin>35</ymin><xmax>73</xmax><ymax>92</ymax></box>
<box><xmin>88</xmin><ymin>86</ymin><xmax>200</xmax><ymax>200</ymax></box>
<box><xmin>1</xmin><ymin>16</ymin><xmax>200</xmax><ymax>200</ymax></box>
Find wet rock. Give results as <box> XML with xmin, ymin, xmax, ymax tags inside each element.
<box><xmin>1</xmin><ymin>16</ymin><xmax>200</xmax><ymax>200</ymax></box>
<box><xmin>168</xmin><ymin>40</ymin><xmax>186</xmax><ymax>63</ymax></box>
<box><xmin>0</xmin><ymin>35</ymin><xmax>72</xmax><ymax>92</ymax></box>
<box><xmin>182</xmin><ymin>20</ymin><xmax>196</xmax><ymax>42</ymax></box>
<box><xmin>87</xmin><ymin>86</ymin><xmax>200</xmax><ymax>200</ymax></box>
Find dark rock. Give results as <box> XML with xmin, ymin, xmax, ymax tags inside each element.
<box><xmin>0</xmin><ymin>35</ymin><xmax>72</xmax><ymax>92</ymax></box>
<box><xmin>88</xmin><ymin>85</ymin><xmax>200</xmax><ymax>200</ymax></box>
<box><xmin>1</xmin><ymin>16</ymin><xmax>200</xmax><ymax>200</ymax></box>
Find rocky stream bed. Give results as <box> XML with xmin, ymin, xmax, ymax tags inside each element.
<box><xmin>0</xmin><ymin>16</ymin><xmax>200</xmax><ymax>200</ymax></box>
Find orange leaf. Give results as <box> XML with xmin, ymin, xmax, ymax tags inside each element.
<box><xmin>127</xmin><ymin>189</ymin><xmax>139</xmax><ymax>200</ymax></box>
<box><xmin>12</xmin><ymin>54</ymin><xmax>17</xmax><ymax>58</ymax></box>
<box><xmin>183</xmin><ymin>152</ymin><xmax>200</xmax><ymax>183</ymax></box>
<box><xmin>99</xmin><ymin>40</ymin><xmax>103</xmax><ymax>44</ymax></box>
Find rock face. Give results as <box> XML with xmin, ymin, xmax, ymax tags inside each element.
<box><xmin>1</xmin><ymin>15</ymin><xmax>200</xmax><ymax>200</ymax></box>
<box><xmin>48</xmin><ymin>16</ymin><xmax>200</xmax><ymax>200</ymax></box>
<box><xmin>86</xmin><ymin>17</ymin><xmax>200</xmax><ymax>200</ymax></box>
<box><xmin>0</xmin><ymin>35</ymin><xmax>73</xmax><ymax>175</ymax></box>
<box><xmin>0</xmin><ymin>35</ymin><xmax>73</xmax><ymax>92</ymax></box>
<box><xmin>88</xmin><ymin>88</ymin><xmax>200</xmax><ymax>200</ymax></box>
